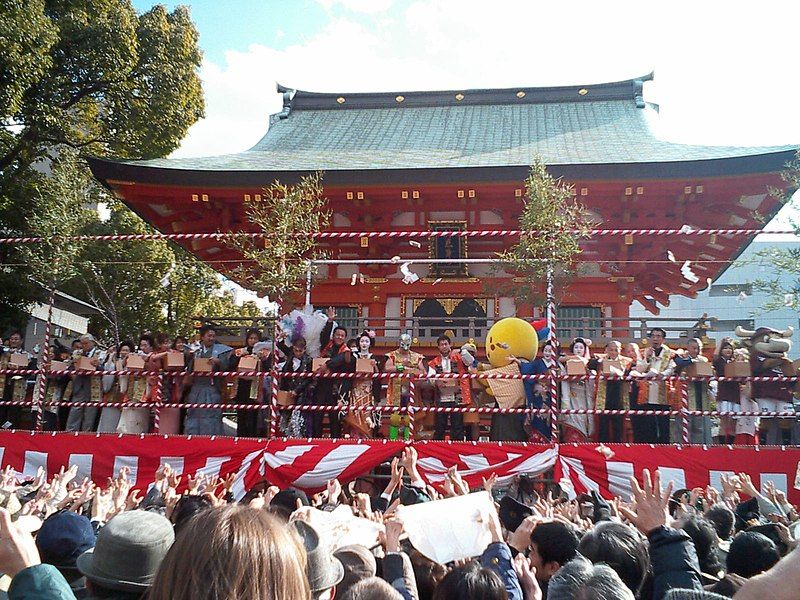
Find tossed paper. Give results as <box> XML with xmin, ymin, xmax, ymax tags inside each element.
<box><xmin>302</xmin><ymin>505</ymin><xmax>384</xmax><ymax>551</ymax></box>
<box><xmin>396</xmin><ymin>491</ymin><xmax>494</xmax><ymax>564</ymax></box>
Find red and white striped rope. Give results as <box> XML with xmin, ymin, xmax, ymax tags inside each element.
<box><xmin>0</xmin><ymin>228</ymin><xmax>794</xmax><ymax>245</ymax></box>
<box><xmin>0</xmin><ymin>397</ymin><xmax>795</xmax><ymax>419</ymax></box>
<box><xmin>680</xmin><ymin>379</ymin><xmax>690</xmax><ymax>444</ymax></box>
<box><xmin>17</xmin><ymin>368</ymin><xmax>800</xmax><ymax>384</ymax></box>
<box><xmin>407</xmin><ymin>376</ymin><xmax>416</xmax><ymax>439</ymax></box>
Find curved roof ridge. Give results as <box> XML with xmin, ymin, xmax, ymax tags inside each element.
<box><xmin>275</xmin><ymin>72</ymin><xmax>654</xmax><ymax>111</ymax></box>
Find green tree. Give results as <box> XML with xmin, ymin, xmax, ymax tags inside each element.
<box><xmin>0</xmin><ymin>0</ymin><xmax>204</xmax><ymax>328</ymax></box>
<box><xmin>0</xmin><ymin>1</ymin><xmax>204</xmax><ymax>173</ymax></box>
<box><xmin>229</xmin><ymin>172</ymin><xmax>331</xmax><ymax>305</ymax></box>
<box><xmin>748</xmin><ymin>150</ymin><xmax>800</xmax><ymax>311</ymax></box>
<box><xmin>497</xmin><ymin>159</ymin><xmax>592</xmax><ymax>305</ymax></box>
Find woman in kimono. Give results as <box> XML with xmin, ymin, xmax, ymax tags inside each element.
<box><xmin>345</xmin><ymin>331</ymin><xmax>381</xmax><ymax>438</ymax></box>
<box><xmin>97</xmin><ymin>341</ymin><xmax>134</xmax><ymax>433</ymax></box>
<box><xmin>117</xmin><ymin>335</ymin><xmax>152</xmax><ymax>434</ymax></box>
<box><xmin>513</xmin><ymin>340</ymin><xmax>560</xmax><ymax>443</ymax></box>
<box><xmin>558</xmin><ymin>337</ymin><xmax>596</xmax><ymax>442</ymax></box>
<box><xmin>184</xmin><ymin>325</ymin><xmax>232</xmax><ymax>436</ymax></box>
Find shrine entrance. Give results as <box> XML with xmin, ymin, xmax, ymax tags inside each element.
<box><xmin>411</xmin><ymin>298</ymin><xmax>488</xmax><ymax>343</ymax></box>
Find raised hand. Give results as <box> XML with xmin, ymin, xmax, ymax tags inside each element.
<box><xmin>326</xmin><ymin>478</ymin><xmax>342</xmax><ymax>505</ymax></box>
<box><xmin>513</xmin><ymin>553</ymin><xmax>543</xmax><ymax>600</ymax></box>
<box><xmin>0</xmin><ymin>508</ymin><xmax>40</xmax><ymax>578</ymax></box>
<box><xmin>482</xmin><ymin>473</ymin><xmax>497</xmax><ymax>495</ymax></box>
<box><xmin>508</xmin><ymin>516</ymin><xmax>538</xmax><ymax>554</ymax></box>
<box><xmin>737</xmin><ymin>472</ymin><xmax>759</xmax><ymax>498</ymax></box>
<box><xmin>618</xmin><ymin>469</ymin><xmax>673</xmax><ymax>535</ymax></box>
<box><xmin>384</xmin><ymin>517</ymin><xmax>404</xmax><ymax>553</ymax></box>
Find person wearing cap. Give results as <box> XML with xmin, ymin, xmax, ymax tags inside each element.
<box><xmin>292</xmin><ymin>520</ymin><xmax>344</xmax><ymax>600</ymax></box>
<box><xmin>36</xmin><ymin>512</ymin><xmax>96</xmax><ymax>598</ymax></box>
<box><xmin>76</xmin><ymin>510</ymin><xmax>174</xmax><ymax>599</ymax></box>
<box><xmin>334</xmin><ymin>545</ymin><xmax>376</xmax><ymax>597</ymax></box>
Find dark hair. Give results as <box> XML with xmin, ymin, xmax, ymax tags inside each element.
<box><xmin>86</xmin><ymin>580</ymin><xmax>143</xmax><ymax>599</ymax></box>
<box><xmin>530</xmin><ymin>521</ymin><xmax>580</xmax><ymax>568</ymax></box>
<box><xmin>649</xmin><ymin>327</ymin><xmax>667</xmax><ymax>338</ymax></box>
<box><xmin>705</xmin><ymin>504</ymin><xmax>735</xmax><ymax>540</ymax></box>
<box><xmin>173</xmin><ymin>335</ymin><xmax>187</xmax><ymax>344</ymax></box>
<box><xmin>409</xmin><ymin>547</ymin><xmax>447</xmax><ymax>600</ymax></box>
<box><xmin>436</xmin><ymin>335</ymin><xmax>451</xmax><ymax>345</ymax></box>
<box><xmin>432</xmin><ymin>561</ymin><xmax>507</xmax><ymax>600</ymax></box>
<box><xmin>569</xmin><ymin>337</ymin><xmax>590</xmax><ymax>354</ymax></box>
<box><xmin>358</xmin><ymin>332</ymin><xmax>373</xmax><ymax>348</ymax></box>
<box><xmin>154</xmin><ymin>332</ymin><xmax>170</xmax><ymax>347</ymax></box>
<box><xmin>679</xmin><ymin>516</ymin><xmax>722</xmax><ymax>577</ymax></box>
<box><xmin>118</xmin><ymin>340</ymin><xmax>135</xmax><ymax>354</ymax></box>
<box><xmin>333</xmin><ymin>325</ymin><xmax>348</xmax><ymax>337</ymax></box>
<box><xmin>245</xmin><ymin>328</ymin><xmax>260</xmax><ymax>341</ymax></box>
<box><xmin>292</xmin><ymin>338</ymin><xmax>307</xmax><ymax>349</ymax></box>
<box><xmin>577</xmin><ymin>521</ymin><xmax>649</xmax><ymax>595</ymax></box>
<box><xmin>139</xmin><ymin>334</ymin><xmax>154</xmax><ymax>347</ymax></box>
<box><xmin>198</xmin><ymin>324</ymin><xmax>216</xmax><ymax>337</ymax></box>
<box><xmin>5</xmin><ymin>330</ymin><xmax>22</xmax><ymax>339</ymax></box>
<box><xmin>171</xmin><ymin>495</ymin><xmax>213</xmax><ymax>535</ymax></box>
<box><xmin>727</xmin><ymin>531</ymin><xmax>780</xmax><ymax>578</ymax></box>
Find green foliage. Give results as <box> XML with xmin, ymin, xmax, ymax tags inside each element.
<box><xmin>0</xmin><ymin>1</ymin><xmax>204</xmax><ymax>172</ymax></box>
<box><xmin>229</xmin><ymin>172</ymin><xmax>331</xmax><ymax>303</ymax></box>
<box><xmin>0</xmin><ymin>0</ymin><xmax>204</xmax><ymax>331</ymax></box>
<box><xmin>0</xmin><ymin>0</ymin><xmax>57</xmax><ymax>118</ymax></box>
<box><xmin>497</xmin><ymin>159</ymin><xmax>592</xmax><ymax>304</ymax></box>
<box><xmin>748</xmin><ymin>150</ymin><xmax>800</xmax><ymax>313</ymax></box>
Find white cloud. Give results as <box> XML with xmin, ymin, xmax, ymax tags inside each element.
<box><xmin>173</xmin><ymin>0</ymin><xmax>800</xmax><ymax>160</ymax></box>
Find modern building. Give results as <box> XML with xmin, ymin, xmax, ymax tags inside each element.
<box><xmin>88</xmin><ymin>73</ymin><xmax>797</xmax><ymax>349</ymax></box>
<box><xmin>23</xmin><ymin>290</ymin><xmax>102</xmax><ymax>351</ymax></box>
<box><xmin>631</xmin><ymin>239</ymin><xmax>800</xmax><ymax>357</ymax></box>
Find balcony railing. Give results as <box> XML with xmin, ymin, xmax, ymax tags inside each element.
<box><xmin>195</xmin><ymin>313</ymin><xmax>720</xmax><ymax>348</ymax></box>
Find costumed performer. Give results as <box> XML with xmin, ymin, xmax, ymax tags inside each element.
<box><xmin>384</xmin><ymin>333</ymin><xmax>424</xmax><ymax>441</ymax></box>
<box><xmin>558</xmin><ymin>337</ymin><xmax>596</xmax><ymax>442</ymax></box>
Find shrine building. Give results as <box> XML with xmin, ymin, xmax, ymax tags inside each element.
<box><xmin>88</xmin><ymin>73</ymin><xmax>797</xmax><ymax>349</ymax></box>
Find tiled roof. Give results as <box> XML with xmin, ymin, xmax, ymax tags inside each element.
<box><xmin>97</xmin><ymin>74</ymin><xmax>797</xmax><ymax>173</ymax></box>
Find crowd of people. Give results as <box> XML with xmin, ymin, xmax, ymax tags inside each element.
<box><xmin>0</xmin><ymin>447</ymin><xmax>796</xmax><ymax>599</ymax></box>
<box><xmin>0</xmin><ymin>318</ymin><xmax>791</xmax><ymax>444</ymax></box>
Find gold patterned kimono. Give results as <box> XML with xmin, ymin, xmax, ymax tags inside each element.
<box><xmin>385</xmin><ymin>350</ymin><xmax>424</xmax><ymax>407</ymax></box>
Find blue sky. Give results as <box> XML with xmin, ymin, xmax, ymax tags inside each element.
<box><xmin>132</xmin><ymin>1</ymin><xmax>333</xmax><ymax>62</ymax></box>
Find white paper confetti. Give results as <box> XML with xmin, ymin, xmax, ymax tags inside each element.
<box><xmin>785</xmin><ymin>294</ymin><xmax>795</xmax><ymax>307</ymax></box>
<box><xmin>680</xmin><ymin>260</ymin><xmax>699</xmax><ymax>283</ymax></box>
<box><xmin>667</xmin><ymin>250</ymin><xmax>676</xmax><ymax>263</ymax></box>
<box><xmin>409</xmin><ymin>240</ymin><xmax>422</xmax><ymax>248</ymax></box>
<box><xmin>737</xmin><ymin>291</ymin><xmax>749</xmax><ymax>302</ymax></box>
<box><xmin>400</xmin><ymin>262</ymin><xmax>419</xmax><ymax>284</ymax></box>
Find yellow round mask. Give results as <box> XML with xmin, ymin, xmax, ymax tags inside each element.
<box><xmin>485</xmin><ymin>317</ymin><xmax>539</xmax><ymax>368</ymax></box>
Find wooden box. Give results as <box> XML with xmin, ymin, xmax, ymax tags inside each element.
<box><xmin>725</xmin><ymin>361</ymin><xmax>751</xmax><ymax>378</ymax></box>
<box><xmin>126</xmin><ymin>354</ymin><xmax>145</xmax><ymax>370</ymax></box>
<box><xmin>237</xmin><ymin>354</ymin><xmax>258</xmax><ymax>372</ymax></box>
<box><xmin>8</xmin><ymin>353</ymin><xmax>28</xmax><ymax>368</ymax></box>
<box><xmin>193</xmin><ymin>357</ymin><xmax>212</xmax><ymax>372</ymax></box>
<box><xmin>77</xmin><ymin>356</ymin><xmax>96</xmax><ymax>371</ymax></box>
<box><xmin>49</xmin><ymin>360</ymin><xmax>68</xmax><ymax>372</ymax></box>
<box><xmin>312</xmin><ymin>357</ymin><xmax>328</xmax><ymax>372</ymax></box>
<box><xmin>687</xmin><ymin>360</ymin><xmax>714</xmax><ymax>377</ymax></box>
<box><xmin>164</xmin><ymin>352</ymin><xmax>185</xmax><ymax>369</ymax></box>
<box><xmin>566</xmin><ymin>358</ymin><xmax>587</xmax><ymax>375</ymax></box>
<box><xmin>276</xmin><ymin>390</ymin><xmax>294</xmax><ymax>406</ymax></box>
<box><xmin>356</xmin><ymin>358</ymin><xmax>375</xmax><ymax>373</ymax></box>
<box><xmin>602</xmin><ymin>359</ymin><xmax>624</xmax><ymax>376</ymax></box>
